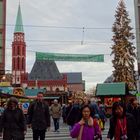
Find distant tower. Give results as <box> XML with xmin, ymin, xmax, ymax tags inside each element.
<box><xmin>0</xmin><ymin>0</ymin><xmax>6</xmax><ymax>77</ymax></box>
<box><xmin>12</xmin><ymin>4</ymin><xmax>26</xmax><ymax>87</ymax></box>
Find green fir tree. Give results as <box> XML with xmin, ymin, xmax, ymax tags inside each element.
<box><xmin>111</xmin><ymin>0</ymin><xmax>136</xmax><ymax>90</ymax></box>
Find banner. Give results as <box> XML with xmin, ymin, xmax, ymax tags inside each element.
<box><xmin>36</xmin><ymin>52</ymin><xmax>104</xmax><ymax>62</ymax></box>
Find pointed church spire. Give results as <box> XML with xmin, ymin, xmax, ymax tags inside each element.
<box><xmin>14</xmin><ymin>4</ymin><xmax>24</xmax><ymax>33</ymax></box>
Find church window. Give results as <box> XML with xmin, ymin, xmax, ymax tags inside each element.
<box><xmin>22</xmin><ymin>47</ymin><xmax>25</xmax><ymax>55</ymax></box>
<box><xmin>17</xmin><ymin>77</ymin><xmax>19</xmax><ymax>82</ymax></box>
<box><xmin>13</xmin><ymin>58</ymin><xmax>15</xmax><ymax>70</ymax></box>
<box><xmin>17</xmin><ymin>46</ymin><xmax>20</xmax><ymax>55</ymax></box>
<box><xmin>17</xmin><ymin>57</ymin><xmax>20</xmax><ymax>69</ymax></box>
<box><xmin>22</xmin><ymin>58</ymin><xmax>24</xmax><ymax>70</ymax></box>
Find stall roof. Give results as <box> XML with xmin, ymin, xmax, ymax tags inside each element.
<box><xmin>44</xmin><ymin>96</ymin><xmax>60</xmax><ymax>99</ymax></box>
<box><xmin>96</xmin><ymin>82</ymin><xmax>127</xmax><ymax>96</ymax></box>
<box><xmin>25</xmin><ymin>89</ymin><xmax>46</xmax><ymax>96</ymax></box>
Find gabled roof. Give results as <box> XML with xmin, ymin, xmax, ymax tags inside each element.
<box><xmin>29</xmin><ymin>60</ymin><xmax>63</xmax><ymax>80</ymax></box>
<box><xmin>96</xmin><ymin>82</ymin><xmax>128</xmax><ymax>96</ymax></box>
<box><xmin>63</xmin><ymin>72</ymin><xmax>82</xmax><ymax>84</ymax></box>
<box><xmin>14</xmin><ymin>4</ymin><xmax>24</xmax><ymax>33</ymax></box>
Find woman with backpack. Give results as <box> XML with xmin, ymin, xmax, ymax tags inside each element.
<box><xmin>70</xmin><ymin>104</ymin><xmax>101</xmax><ymax>140</ymax></box>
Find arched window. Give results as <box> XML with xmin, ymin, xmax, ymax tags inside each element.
<box><xmin>22</xmin><ymin>58</ymin><xmax>24</xmax><ymax>70</ymax></box>
<box><xmin>17</xmin><ymin>46</ymin><xmax>20</xmax><ymax>55</ymax></box>
<box><xmin>17</xmin><ymin>57</ymin><xmax>20</xmax><ymax>70</ymax></box>
<box><xmin>17</xmin><ymin>77</ymin><xmax>19</xmax><ymax>82</ymax></box>
<box><xmin>22</xmin><ymin>47</ymin><xmax>25</xmax><ymax>56</ymax></box>
<box><xmin>13</xmin><ymin>58</ymin><xmax>15</xmax><ymax>70</ymax></box>
<box><xmin>55</xmin><ymin>88</ymin><xmax>60</xmax><ymax>92</ymax></box>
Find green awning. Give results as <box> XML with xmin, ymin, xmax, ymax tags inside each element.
<box><xmin>96</xmin><ymin>82</ymin><xmax>127</xmax><ymax>96</ymax></box>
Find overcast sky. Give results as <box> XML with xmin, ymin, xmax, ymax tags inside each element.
<box><xmin>5</xmin><ymin>0</ymin><xmax>136</xmax><ymax>91</ymax></box>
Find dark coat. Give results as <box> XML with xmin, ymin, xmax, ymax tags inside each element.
<box><xmin>127</xmin><ymin>106</ymin><xmax>140</xmax><ymax>129</ymax></box>
<box><xmin>107</xmin><ymin>113</ymin><xmax>137</xmax><ymax>140</ymax></box>
<box><xmin>27</xmin><ymin>101</ymin><xmax>50</xmax><ymax>130</ymax></box>
<box><xmin>65</xmin><ymin>104</ymin><xmax>81</xmax><ymax>126</ymax></box>
<box><xmin>0</xmin><ymin>108</ymin><xmax>26</xmax><ymax>140</ymax></box>
<box><xmin>127</xmin><ymin>106</ymin><xmax>140</xmax><ymax>140</ymax></box>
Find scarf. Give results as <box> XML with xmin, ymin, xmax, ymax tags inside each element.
<box><xmin>77</xmin><ymin>117</ymin><xmax>93</xmax><ymax>140</ymax></box>
<box><xmin>115</xmin><ymin>117</ymin><xmax>127</xmax><ymax>140</ymax></box>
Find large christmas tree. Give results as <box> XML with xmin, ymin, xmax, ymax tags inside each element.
<box><xmin>111</xmin><ymin>0</ymin><xmax>136</xmax><ymax>90</ymax></box>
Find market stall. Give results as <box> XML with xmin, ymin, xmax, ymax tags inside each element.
<box><xmin>95</xmin><ymin>82</ymin><xmax>134</xmax><ymax>116</ymax></box>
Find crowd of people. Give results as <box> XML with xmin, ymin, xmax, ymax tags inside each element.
<box><xmin>0</xmin><ymin>92</ymin><xmax>140</xmax><ymax>140</ymax></box>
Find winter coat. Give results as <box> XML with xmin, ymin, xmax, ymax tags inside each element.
<box><xmin>107</xmin><ymin>113</ymin><xmax>137</xmax><ymax>140</ymax></box>
<box><xmin>70</xmin><ymin>121</ymin><xmax>100</xmax><ymax>140</ymax></box>
<box><xmin>127</xmin><ymin>106</ymin><xmax>140</xmax><ymax>140</ymax></box>
<box><xmin>66</xmin><ymin>104</ymin><xmax>81</xmax><ymax>126</ymax></box>
<box><xmin>89</xmin><ymin>102</ymin><xmax>99</xmax><ymax>118</ymax></box>
<box><xmin>0</xmin><ymin>108</ymin><xmax>26</xmax><ymax>140</ymax></box>
<box><xmin>50</xmin><ymin>104</ymin><xmax>61</xmax><ymax>118</ymax></box>
<box><xmin>99</xmin><ymin>105</ymin><xmax>106</xmax><ymax>120</ymax></box>
<box><xmin>27</xmin><ymin>101</ymin><xmax>50</xmax><ymax>130</ymax></box>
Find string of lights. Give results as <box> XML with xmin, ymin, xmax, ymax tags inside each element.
<box><xmin>5</xmin><ymin>47</ymin><xmax>112</xmax><ymax>56</ymax></box>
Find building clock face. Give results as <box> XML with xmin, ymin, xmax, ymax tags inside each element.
<box><xmin>17</xmin><ymin>35</ymin><xmax>20</xmax><ymax>41</ymax></box>
<box><xmin>14</xmin><ymin>34</ymin><xmax>24</xmax><ymax>41</ymax></box>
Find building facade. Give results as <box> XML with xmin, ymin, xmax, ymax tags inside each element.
<box><xmin>12</xmin><ymin>4</ymin><xmax>26</xmax><ymax>87</ymax></box>
<box><xmin>63</xmin><ymin>72</ymin><xmax>85</xmax><ymax>92</ymax></box>
<box><xmin>12</xmin><ymin>4</ymin><xmax>68</xmax><ymax>93</ymax></box>
<box><xmin>0</xmin><ymin>0</ymin><xmax>6</xmax><ymax>77</ymax></box>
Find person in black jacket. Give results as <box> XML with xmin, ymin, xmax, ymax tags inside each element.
<box><xmin>126</xmin><ymin>98</ymin><xmax>140</xmax><ymax>140</ymax></box>
<box><xmin>0</xmin><ymin>97</ymin><xmax>27</xmax><ymax>140</ymax></box>
<box><xmin>27</xmin><ymin>92</ymin><xmax>50</xmax><ymax>140</ymax></box>
<box><xmin>65</xmin><ymin>99</ymin><xmax>81</xmax><ymax>130</ymax></box>
<box><xmin>106</xmin><ymin>102</ymin><xmax>137</xmax><ymax>140</ymax></box>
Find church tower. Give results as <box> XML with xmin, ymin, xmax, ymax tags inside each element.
<box><xmin>12</xmin><ymin>4</ymin><xmax>26</xmax><ymax>87</ymax></box>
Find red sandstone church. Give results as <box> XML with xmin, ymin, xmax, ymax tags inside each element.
<box><xmin>11</xmin><ymin>4</ymin><xmax>85</xmax><ymax>101</ymax></box>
